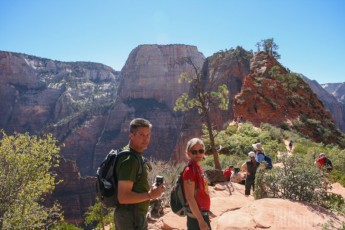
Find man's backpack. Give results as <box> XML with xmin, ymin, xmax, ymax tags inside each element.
<box><xmin>264</xmin><ymin>155</ymin><xmax>273</xmax><ymax>170</ymax></box>
<box><xmin>96</xmin><ymin>149</ymin><xmax>143</xmax><ymax>208</ymax></box>
<box><xmin>170</xmin><ymin>166</ymin><xmax>188</xmax><ymax>216</ymax></box>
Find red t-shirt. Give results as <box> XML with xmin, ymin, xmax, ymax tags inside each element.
<box><xmin>317</xmin><ymin>156</ymin><xmax>326</xmax><ymax>167</ymax></box>
<box><xmin>182</xmin><ymin>161</ymin><xmax>210</xmax><ymax>211</ymax></box>
<box><xmin>223</xmin><ymin>168</ymin><xmax>232</xmax><ymax>181</ymax></box>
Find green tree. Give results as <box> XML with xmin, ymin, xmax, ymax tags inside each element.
<box><xmin>85</xmin><ymin>197</ymin><xmax>114</xmax><ymax>230</ymax></box>
<box><xmin>174</xmin><ymin>56</ymin><xmax>229</xmax><ymax>170</ymax></box>
<box><xmin>256</xmin><ymin>38</ymin><xmax>281</xmax><ymax>59</ymax></box>
<box><xmin>0</xmin><ymin>130</ymin><xmax>63</xmax><ymax>229</ymax></box>
<box><xmin>50</xmin><ymin>222</ymin><xmax>83</xmax><ymax>230</ymax></box>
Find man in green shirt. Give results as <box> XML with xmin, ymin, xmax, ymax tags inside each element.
<box><xmin>115</xmin><ymin>118</ymin><xmax>165</xmax><ymax>230</ymax></box>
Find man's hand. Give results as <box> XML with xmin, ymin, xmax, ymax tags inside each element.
<box><xmin>148</xmin><ymin>184</ymin><xmax>165</xmax><ymax>199</ymax></box>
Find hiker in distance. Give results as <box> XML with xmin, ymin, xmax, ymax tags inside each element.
<box><xmin>252</xmin><ymin>142</ymin><xmax>273</xmax><ymax>170</ymax></box>
<box><xmin>241</xmin><ymin>151</ymin><xmax>260</xmax><ymax>196</ymax></box>
<box><xmin>115</xmin><ymin>118</ymin><xmax>165</xmax><ymax>230</ymax></box>
<box><xmin>314</xmin><ymin>153</ymin><xmax>333</xmax><ymax>189</ymax></box>
<box><xmin>252</xmin><ymin>143</ymin><xmax>265</xmax><ymax>164</ymax></box>
<box><xmin>183</xmin><ymin>138</ymin><xmax>211</xmax><ymax>230</ymax></box>
<box><xmin>288</xmin><ymin>140</ymin><xmax>293</xmax><ymax>152</ymax></box>
<box><xmin>314</xmin><ymin>153</ymin><xmax>333</xmax><ymax>173</ymax></box>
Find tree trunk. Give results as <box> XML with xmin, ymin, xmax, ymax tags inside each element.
<box><xmin>205</xmin><ymin>111</ymin><xmax>221</xmax><ymax>170</ymax></box>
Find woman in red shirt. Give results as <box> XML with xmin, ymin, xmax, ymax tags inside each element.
<box><xmin>182</xmin><ymin>138</ymin><xmax>211</xmax><ymax>230</ymax></box>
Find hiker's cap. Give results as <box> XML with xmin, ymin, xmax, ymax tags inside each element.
<box><xmin>248</xmin><ymin>151</ymin><xmax>256</xmax><ymax>157</ymax></box>
<box><xmin>319</xmin><ymin>153</ymin><xmax>326</xmax><ymax>157</ymax></box>
<box><xmin>252</xmin><ymin>143</ymin><xmax>263</xmax><ymax>151</ymax></box>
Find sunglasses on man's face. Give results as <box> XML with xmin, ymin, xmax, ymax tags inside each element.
<box><xmin>191</xmin><ymin>149</ymin><xmax>205</xmax><ymax>155</ymax></box>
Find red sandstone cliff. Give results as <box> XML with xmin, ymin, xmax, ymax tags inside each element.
<box><xmin>233</xmin><ymin>52</ymin><xmax>344</xmax><ymax>146</ymax></box>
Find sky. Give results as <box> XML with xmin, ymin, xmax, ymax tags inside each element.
<box><xmin>1</xmin><ymin>0</ymin><xmax>344</xmax><ymax>84</ymax></box>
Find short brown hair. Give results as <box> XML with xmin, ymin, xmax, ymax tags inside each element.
<box><xmin>129</xmin><ymin>118</ymin><xmax>152</xmax><ymax>133</ymax></box>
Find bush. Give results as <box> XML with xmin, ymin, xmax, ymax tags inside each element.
<box><xmin>0</xmin><ymin>131</ymin><xmax>63</xmax><ymax>229</ymax></box>
<box><xmin>50</xmin><ymin>222</ymin><xmax>83</xmax><ymax>230</ymax></box>
<box><xmin>254</xmin><ymin>155</ymin><xmax>327</xmax><ymax>205</ymax></box>
<box><xmin>84</xmin><ymin>197</ymin><xmax>114</xmax><ymax>230</ymax></box>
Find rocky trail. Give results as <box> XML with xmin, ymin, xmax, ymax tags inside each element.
<box><xmin>147</xmin><ymin>182</ymin><xmax>345</xmax><ymax>230</ymax></box>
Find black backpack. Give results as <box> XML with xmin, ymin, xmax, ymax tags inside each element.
<box><xmin>264</xmin><ymin>155</ymin><xmax>273</xmax><ymax>169</ymax></box>
<box><xmin>325</xmin><ymin>158</ymin><xmax>333</xmax><ymax>172</ymax></box>
<box><xmin>170</xmin><ymin>166</ymin><xmax>188</xmax><ymax>216</ymax></box>
<box><xmin>96</xmin><ymin>149</ymin><xmax>143</xmax><ymax>208</ymax></box>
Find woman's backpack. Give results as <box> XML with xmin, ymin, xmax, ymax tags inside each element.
<box><xmin>325</xmin><ymin>158</ymin><xmax>333</xmax><ymax>172</ymax></box>
<box><xmin>170</xmin><ymin>166</ymin><xmax>188</xmax><ymax>216</ymax></box>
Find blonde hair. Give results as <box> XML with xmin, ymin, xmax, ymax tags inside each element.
<box><xmin>186</xmin><ymin>138</ymin><xmax>204</xmax><ymax>153</ymax></box>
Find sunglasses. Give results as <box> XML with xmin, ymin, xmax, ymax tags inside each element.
<box><xmin>191</xmin><ymin>149</ymin><xmax>205</xmax><ymax>155</ymax></box>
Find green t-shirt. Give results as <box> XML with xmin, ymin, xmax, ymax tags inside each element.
<box><xmin>115</xmin><ymin>148</ymin><xmax>150</xmax><ymax>214</ymax></box>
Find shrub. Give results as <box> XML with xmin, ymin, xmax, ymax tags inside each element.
<box><xmin>0</xmin><ymin>131</ymin><xmax>63</xmax><ymax>229</ymax></box>
<box><xmin>50</xmin><ymin>222</ymin><xmax>83</xmax><ymax>230</ymax></box>
<box><xmin>254</xmin><ymin>154</ymin><xmax>327</xmax><ymax>204</ymax></box>
<box><xmin>84</xmin><ymin>197</ymin><xmax>114</xmax><ymax>230</ymax></box>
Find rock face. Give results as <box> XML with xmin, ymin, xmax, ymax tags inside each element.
<box><xmin>0</xmin><ymin>51</ymin><xmax>119</xmax><ymax>225</ymax></box>
<box><xmin>233</xmin><ymin>52</ymin><xmax>345</xmax><ymax>146</ymax></box>
<box><xmin>93</xmin><ymin>44</ymin><xmax>205</xmax><ymax>168</ymax></box>
<box><xmin>303</xmin><ymin>77</ymin><xmax>345</xmax><ymax>132</ymax></box>
<box><xmin>322</xmin><ymin>82</ymin><xmax>345</xmax><ymax>104</ymax></box>
<box><xmin>53</xmin><ymin>158</ymin><xmax>97</xmax><ymax>226</ymax></box>
<box><xmin>216</xmin><ymin>198</ymin><xmax>343</xmax><ymax>230</ymax></box>
<box><xmin>152</xmin><ymin>182</ymin><xmax>345</xmax><ymax>230</ymax></box>
<box><xmin>0</xmin><ymin>51</ymin><xmax>119</xmax><ymax>135</ymax></box>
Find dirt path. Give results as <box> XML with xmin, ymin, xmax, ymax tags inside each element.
<box><xmin>277</xmin><ymin>139</ymin><xmax>293</xmax><ymax>158</ymax></box>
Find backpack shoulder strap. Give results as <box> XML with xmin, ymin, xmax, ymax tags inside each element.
<box><xmin>115</xmin><ymin>149</ymin><xmax>143</xmax><ymax>181</ymax></box>
<box><xmin>127</xmin><ymin>150</ymin><xmax>144</xmax><ymax>180</ymax></box>
<box><xmin>179</xmin><ymin>166</ymin><xmax>188</xmax><ymax>194</ymax></box>
<box><xmin>133</xmin><ymin>152</ymin><xmax>143</xmax><ymax>180</ymax></box>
